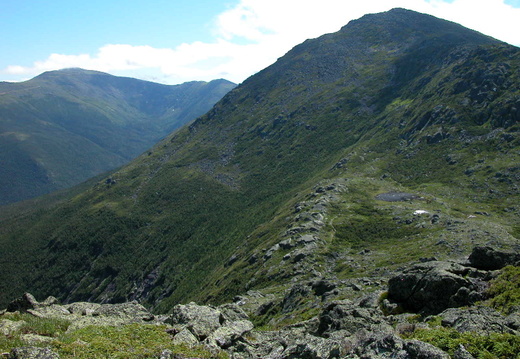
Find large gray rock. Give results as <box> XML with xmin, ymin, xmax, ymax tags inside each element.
<box><xmin>253</xmin><ymin>330</ymin><xmax>344</xmax><ymax>359</ymax></box>
<box><xmin>66</xmin><ymin>302</ymin><xmax>102</xmax><ymax>316</ymax></box>
<box><xmin>404</xmin><ymin>339</ymin><xmax>451</xmax><ymax>359</ymax></box>
<box><xmin>168</xmin><ymin>302</ymin><xmax>223</xmax><ymax>340</ymax></box>
<box><xmin>317</xmin><ymin>299</ymin><xmax>391</xmax><ymax>337</ymax></box>
<box><xmin>468</xmin><ymin>246</ymin><xmax>520</xmax><ymax>270</ymax></box>
<box><xmin>171</xmin><ymin>328</ymin><xmax>199</xmax><ymax>346</ymax></box>
<box><xmin>506</xmin><ymin>311</ymin><xmax>520</xmax><ymax>330</ymax></box>
<box><xmin>8</xmin><ymin>347</ymin><xmax>59</xmax><ymax>359</ymax></box>
<box><xmin>387</xmin><ymin>261</ymin><xmax>475</xmax><ymax>314</ymax></box>
<box><xmin>439</xmin><ymin>306</ymin><xmax>517</xmax><ymax>334</ymax></box>
<box><xmin>281</xmin><ymin>334</ymin><xmax>342</xmax><ymax>359</ymax></box>
<box><xmin>353</xmin><ymin>333</ymin><xmax>450</xmax><ymax>359</ymax></box>
<box><xmin>91</xmin><ymin>302</ymin><xmax>154</xmax><ymax>321</ymax></box>
<box><xmin>205</xmin><ymin>320</ymin><xmax>254</xmax><ymax>349</ymax></box>
<box><xmin>218</xmin><ymin>303</ymin><xmax>250</xmax><ymax>322</ymax></box>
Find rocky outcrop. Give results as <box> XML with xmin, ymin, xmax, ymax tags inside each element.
<box><xmin>167</xmin><ymin>302</ymin><xmax>255</xmax><ymax>351</ymax></box>
<box><xmin>387</xmin><ymin>261</ymin><xmax>480</xmax><ymax>314</ymax></box>
<box><xmin>352</xmin><ymin>333</ymin><xmax>450</xmax><ymax>359</ymax></box>
<box><xmin>2</xmin><ymin>246</ymin><xmax>517</xmax><ymax>358</ymax></box>
<box><xmin>317</xmin><ymin>299</ymin><xmax>391</xmax><ymax>337</ymax></box>
<box><xmin>468</xmin><ymin>246</ymin><xmax>520</xmax><ymax>270</ymax></box>
<box><xmin>4</xmin><ymin>293</ymin><xmax>156</xmax><ymax>332</ymax></box>
<box><xmin>439</xmin><ymin>306</ymin><xmax>518</xmax><ymax>334</ymax></box>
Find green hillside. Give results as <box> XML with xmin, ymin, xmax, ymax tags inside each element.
<box><xmin>0</xmin><ymin>69</ymin><xmax>235</xmax><ymax>205</ymax></box>
<box><xmin>0</xmin><ymin>7</ymin><xmax>518</xmax><ymax>317</ymax></box>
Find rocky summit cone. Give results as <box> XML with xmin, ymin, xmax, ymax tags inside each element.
<box><xmin>0</xmin><ymin>7</ymin><xmax>518</xmax><ymax>320</ymax></box>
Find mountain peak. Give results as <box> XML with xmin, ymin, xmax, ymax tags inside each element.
<box><xmin>340</xmin><ymin>7</ymin><xmax>499</xmax><ymax>46</ymax></box>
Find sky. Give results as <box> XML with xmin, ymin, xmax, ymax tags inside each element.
<box><xmin>1</xmin><ymin>0</ymin><xmax>520</xmax><ymax>85</ymax></box>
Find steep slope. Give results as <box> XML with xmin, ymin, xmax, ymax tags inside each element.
<box><xmin>0</xmin><ymin>69</ymin><xmax>235</xmax><ymax>204</ymax></box>
<box><xmin>0</xmin><ymin>8</ymin><xmax>518</xmax><ymax>314</ymax></box>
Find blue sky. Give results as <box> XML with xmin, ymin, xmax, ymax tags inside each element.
<box><xmin>0</xmin><ymin>0</ymin><xmax>235</xmax><ymax>69</ymax></box>
<box><xmin>1</xmin><ymin>0</ymin><xmax>519</xmax><ymax>85</ymax></box>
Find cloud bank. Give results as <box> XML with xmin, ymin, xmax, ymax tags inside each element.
<box><xmin>3</xmin><ymin>0</ymin><xmax>520</xmax><ymax>84</ymax></box>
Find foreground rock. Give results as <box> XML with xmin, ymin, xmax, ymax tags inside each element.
<box><xmin>353</xmin><ymin>333</ymin><xmax>450</xmax><ymax>359</ymax></box>
<box><xmin>8</xmin><ymin>347</ymin><xmax>59</xmax><ymax>359</ymax></box>
<box><xmin>387</xmin><ymin>261</ymin><xmax>483</xmax><ymax>314</ymax></box>
<box><xmin>2</xmin><ymin>246</ymin><xmax>517</xmax><ymax>358</ymax></box>
<box><xmin>468</xmin><ymin>246</ymin><xmax>520</xmax><ymax>270</ymax></box>
<box><xmin>167</xmin><ymin>302</ymin><xmax>255</xmax><ymax>351</ymax></box>
<box><xmin>439</xmin><ymin>306</ymin><xmax>518</xmax><ymax>334</ymax></box>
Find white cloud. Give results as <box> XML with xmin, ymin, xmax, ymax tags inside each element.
<box><xmin>3</xmin><ymin>0</ymin><xmax>520</xmax><ymax>85</ymax></box>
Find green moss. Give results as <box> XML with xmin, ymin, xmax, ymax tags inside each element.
<box><xmin>0</xmin><ymin>318</ymin><xmax>227</xmax><ymax>359</ymax></box>
<box><xmin>56</xmin><ymin>324</ymin><xmax>227</xmax><ymax>359</ymax></box>
<box><xmin>487</xmin><ymin>266</ymin><xmax>520</xmax><ymax>314</ymax></box>
<box><xmin>332</xmin><ymin>204</ymin><xmax>423</xmax><ymax>250</ymax></box>
<box><xmin>404</xmin><ymin>326</ymin><xmax>520</xmax><ymax>359</ymax></box>
<box><xmin>0</xmin><ymin>313</ymin><xmax>71</xmax><ymax>353</ymax></box>
<box><xmin>510</xmin><ymin>226</ymin><xmax>520</xmax><ymax>239</ymax></box>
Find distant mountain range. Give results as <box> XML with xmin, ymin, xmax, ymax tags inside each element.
<box><xmin>0</xmin><ymin>8</ymin><xmax>518</xmax><ymax>342</ymax></box>
<box><xmin>0</xmin><ymin>69</ymin><xmax>235</xmax><ymax>204</ymax></box>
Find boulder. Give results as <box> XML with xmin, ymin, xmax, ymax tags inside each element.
<box><xmin>205</xmin><ymin>320</ymin><xmax>254</xmax><ymax>349</ymax></box>
<box><xmin>20</xmin><ymin>334</ymin><xmax>54</xmax><ymax>346</ymax></box>
<box><xmin>91</xmin><ymin>302</ymin><xmax>154</xmax><ymax>321</ymax></box>
<box><xmin>353</xmin><ymin>333</ymin><xmax>450</xmax><ymax>359</ymax></box>
<box><xmin>168</xmin><ymin>302</ymin><xmax>222</xmax><ymax>340</ymax></box>
<box><xmin>506</xmin><ymin>311</ymin><xmax>520</xmax><ymax>330</ymax></box>
<box><xmin>453</xmin><ymin>344</ymin><xmax>476</xmax><ymax>359</ymax></box>
<box><xmin>171</xmin><ymin>328</ymin><xmax>199</xmax><ymax>346</ymax></box>
<box><xmin>281</xmin><ymin>334</ymin><xmax>342</xmax><ymax>359</ymax></box>
<box><xmin>66</xmin><ymin>302</ymin><xmax>102</xmax><ymax>316</ymax></box>
<box><xmin>403</xmin><ymin>339</ymin><xmax>451</xmax><ymax>359</ymax></box>
<box><xmin>8</xmin><ymin>347</ymin><xmax>59</xmax><ymax>359</ymax></box>
<box><xmin>387</xmin><ymin>261</ymin><xmax>475</xmax><ymax>314</ymax></box>
<box><xmin>439</xmin><ymin>306</ymin><xmax>517</xmax><ymax>334</ymax></box>
<box><xmin>468</xmin><ymin>246</ymin><xmax>520</xmax><ymax>270</ymax></box>
<box><xmin>317</xmin><ymin>299</ymin><xmax>391</xmax><ymax>337</ymax></box>
<box><xmin>218</xmin><ymin>303</ymin><xmax>250</xmax><ymax>321</ymax></box>
<box><xmin>3</xmin><ymin>294</ymin><xmax>157</xmax><ymax>334</ymax></box>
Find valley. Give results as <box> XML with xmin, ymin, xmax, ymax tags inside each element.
<box><xmin>0</xmin><ymin>69</ymin><xmax>235</xmax><ymax>205</ymax></box>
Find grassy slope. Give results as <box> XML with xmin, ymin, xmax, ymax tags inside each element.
<box><xmin>0</xmin><ymin>9</ymin><xmax>518</xmax><ymax>312</ymax></box>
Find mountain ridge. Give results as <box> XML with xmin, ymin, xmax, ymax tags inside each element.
<box><xmin>0</xmin><ymin>69</ymin><xmax>235</xmax><ymax>204</ymax></box>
